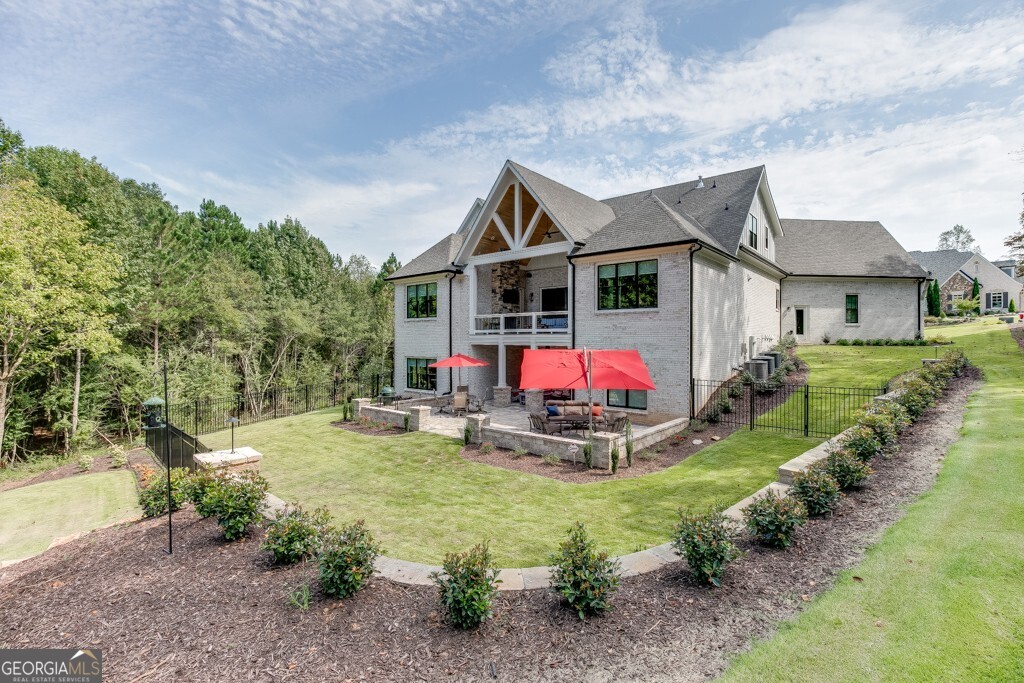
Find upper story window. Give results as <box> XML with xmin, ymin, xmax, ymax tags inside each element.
<box><xmin>748</xmin><ymin>214</ymin><xmax>758</xmax><ymax>249</ymax></box>
<box><xmin>763</xmin><ymin>225</ymin><xmax>769</xmax><ymax>251</ymax></box>
<box><xmin>598</xmin><ymin>260</ymin><xmax>658</xmax><ymax>310</ymax></box>
<box><xmin>406</xmin><ymin>282</ymin><xmax>437</xmax><ymax>318</ymax></box>
<box><xmin>845</xmin><ymin>294</ymin><xmax>860</xmax><ymax>324</ymax></box>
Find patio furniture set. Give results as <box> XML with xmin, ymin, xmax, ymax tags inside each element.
<box><xmin>529</xmin><ymin>400</ymin><xmax>629</xmax><ymax>435</ymax></box>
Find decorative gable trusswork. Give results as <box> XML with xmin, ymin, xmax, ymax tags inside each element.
<box><xmin>472</xmin><ymin>180</ymin><xmax>566</xmax><ymax>256</ymax></box>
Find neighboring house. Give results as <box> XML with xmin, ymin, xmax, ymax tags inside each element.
<box><xmin>388</xmin><ymin>160</ymin><xmax>927</xmax><ymax>421</ymax></box>
<box><xmin>909</xmin><ymin>250</ymin><xmax>1024</xmax><ymax>314</ymax></box>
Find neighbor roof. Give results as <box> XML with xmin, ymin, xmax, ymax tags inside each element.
<box><xmin>508</xmin><ymin>161</ymin><xmax>615</xmax><ymax>243</ymax></box>
<box><xmin>779</xmin><ymin>220</ymin><xmax>927</xmax><ymax>278</ymax></box>
<box><xmin>906</xmin><ymin>249</ymin><xmax>975</xmax><ymax>285</ymax></box>
<box><xmin>388</xmin><ymin>233</ymin><xmax>464</xmax><ymax>280</ymax></box>
<box><xmin>593</xmin><ymin>166</ymin><xmax>764</xmax><ymax>257</ymax></box>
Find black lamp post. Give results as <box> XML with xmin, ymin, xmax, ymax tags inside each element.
<box><xmin>226</xmin><ymin>416</ymin><xmax>240</xmax><ymax>453</ymax></box>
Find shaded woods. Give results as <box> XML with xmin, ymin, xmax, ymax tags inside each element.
<box><xmin>0</xmin><ymin>118</ymin><xmax>398</xmax><ymax>464</ymax></box>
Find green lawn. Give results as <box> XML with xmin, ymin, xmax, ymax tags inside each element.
<box><xmin>202</xmin><ymin>345</ymin><xmax>925</xmax><ymax>567</ymax></box>
<box><xmin>0</xmin><ymin>470</ymin><xmax>142</xmax><ymax>562</ymax></box>
<box><xmin>719</xmin><ymin>319</ymin><xmax>1024</xmax><ymax>682</ymax></box>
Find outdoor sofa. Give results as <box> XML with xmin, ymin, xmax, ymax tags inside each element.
<box><xmin>529</xmin><ymin>400</ymin><xmax>629</xmax><ymax>434</ymax></box>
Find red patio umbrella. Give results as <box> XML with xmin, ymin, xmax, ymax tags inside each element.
<box><xmin>429</xmin><ymin>353</ymin><xmax>489</xmax><ymax>389</ymax></box>
<box><xmin>519</xmin><ymin>348</ymin><xmax>655</xmax><ymax>433</ymax></box>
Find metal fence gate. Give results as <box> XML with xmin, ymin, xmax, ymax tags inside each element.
<box><xmin>691</xmin><ymin>377</ymin><xmax>884</xmax><ymax>438</ymax></box>
<box><xmin>144</xmin><ymin>419</ymin><xmax>210</xmax><ymax>470</ymax></box>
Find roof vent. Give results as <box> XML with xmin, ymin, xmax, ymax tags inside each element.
<box><xmin>696</xmin><ymin>175</ymin><xmax>705</xmax><ymax>189</ymax></box>
<box><xmin>712</xmin><ymin>178</ymin><xmax>717</xmax><ymax>188</ymax></box>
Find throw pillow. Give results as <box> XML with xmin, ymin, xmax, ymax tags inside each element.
<box><xmin>591</xmin><ymin>405</ymin><xmax>603</xmax><ymax>417</ymax></box>
<box><xmin>546</xmin><ymin>406</ymin><xmax>560</xmax><ymax>417</ymax></box>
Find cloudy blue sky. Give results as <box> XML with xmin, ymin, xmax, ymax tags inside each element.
<box><xmin>3</xmin><ymin>0</ymin><xmax>1023</xmax><ymax>265</ymax></box>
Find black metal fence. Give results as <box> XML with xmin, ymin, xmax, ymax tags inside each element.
<box><xmin>144</xmin><ymin>418</ymin><xmax>210</xmax><ymax>470</ymax></box>
<box><xmin>164</xmin><ymin>375</ymin><xmax>386</xmax><ymax>438</ymax></box>
<box><xmin>691</xmin><ymin>377</ymin><xmax>885</xmax><ymax>438</ymax></box>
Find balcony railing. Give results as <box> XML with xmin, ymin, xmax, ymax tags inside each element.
<box><xmin>472</xmin><ymin>312</ymin><xmax>570</xmax><ymax>335</ymax></box>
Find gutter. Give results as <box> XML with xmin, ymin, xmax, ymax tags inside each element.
<box><xmin>569</xmin><ymin>238</ymin><xmax>736</xmax><ymax>263</ymax></box>
<box><xmin>448</xmin><ymin>272</ymin><xmax>454</xmax><ymax>390</ymax></box>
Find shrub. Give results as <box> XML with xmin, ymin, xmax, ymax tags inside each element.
<box><xmin>1010</xmin><ymin>299</ymin><xmax>1017</xmax><ymax>313</ymax></box>
<box><xmin>463</xmin><ymin>423</ymin><xmax>473</xmax><ymax>445</ymax></box>
<box><xmin>262</xmin><ymin>505</ymin><xmax>333</xmax><ymax>565</ymax></box>
<box><xmin>198</xmin><ymin>470</ymin><xmax>269</xmax><ymax>541</ymax></box>
<box><xmin>840</xmin><ymin>424</ymin><xmax>884</xmax><ymax>462</ymax></box>
<box><xmin>836</xmin><ymin>338</ymin><xmax>850</xmax><ymax>346</ymax></box>
<box><xmin>775</xmin><ymin>333</ymin><xmax>797</xmax><ymax>352</ymax></box>
<box><xmin>479</xmin><ymin>441</ymin><xmax>495</xmax><ymax>455</ymax></box>
<box><xmin>610</xmin><ymin>447</ymin><xmax>620</xmax><ymax>474</ymax></box>
<box><xmin>743</xmin><ymin>490</ymin><xmax>807</xmax><ymax>548</ymax></box>
<box><xmin>287</xmin><ymin>582</ymin><xmax>312</xmax><ymax>611</ymax></box>
<box><xmin>624</xmin><ymin>421</ymin><xmax>634</xmax><ymax>467</ymax></box>
<box><xmin>511</xmin><ymin>448</ymin><xmax>527</xmax><ymax>460</ymax></box>
<box><xmin>821</xmin><ymin>331</ymin><xmax>831</xmax><ymax>344</ymax></box>
<box><xmin>138</xmin><ymin>467</ymin><xmax>191</xmax><ymax>518</ymax></box>
<box><xmin>672</xmin><ymin>507</ymin><xmax>738</xmax><ymax>587</ymax></box>
<box><xmin>431</xmin><ymin>542</ymin><xmax>500</xmax><ymax>629</ymax></box>
<box><xmin>541</xmin><ymin>453</ymin><xmax>560</xmax><ymax>466</ymax></box>
<box><xmin>824</xmin><ymin>447</ymin><xmax>873</xmax><ymax>489</ymax></box>
<box><xmin>728</xmin><ymin>382</ymin><xmax>744</xmax><ymax>399</ymax></box>
<box><xmin>318</xmin><ymin>520</ymin><xmax>381</xmax><ymax>598</ymax></box>
<box><xmin>791</xmin><ymin>467</ymin><xmax>841</xmax><ymax>516</ymax></box>
<box><xmin>851</xmin><ymin>339</ymin><xmax>864</xmax><ymax>346</ymax></box>
<box><xmin>549</xmin><ymin>522</ymin><xmax>620</xmax><ymax>619</ymax></box>
<box><xmin>582</xmin><ymin>440</ymin><xmax>593</xmax><ymax>469</ymax></box>
<box><xmin>182</xmin><ymin>466</ymin><xmax>218</xmax><ymax>509</ymax></box>
<box><xmin>689</xmin><ymin>419</ymin><xmax>707</xmax><ymax>433</ymax></box>
<box><xmin>403</xmin><ymin>413</ymin><xmax>411</xmax><ymax>432</ymax></box>
<box><xmin>110</xmin><ymin>445</ymin><xmax>128</xmax><ymax>469</ymax></box>
<box><xmin>77</xmin><ymin>454</ymin><xmax>94</xmax><ymax>472</ymax></box>
<box><xmin>858</xmin><ymin>408</ymin><xmax>901</xmax><ymax>455</ymax></box>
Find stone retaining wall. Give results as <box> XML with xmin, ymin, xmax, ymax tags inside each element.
<box><xmin>359</xmin><ymin>405</ymin><xmax>409</xmax><ymax>430</ymax></box>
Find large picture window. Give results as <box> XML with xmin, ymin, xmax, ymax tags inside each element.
<box><xmin>608</xmin><ymin>389</ymin><xmax>647</xmax><ymax>410</ymax></box>
<box><xmin>845</xmin><ymin>294</ymin><xmax>859</xmax><ymax>324</ymax></box>
<box><xmin>597</xmin><ymin>260</ymin><xmax>658</xmax><ymax>310</ymax></box>
<box><xmin>406</xmin><ymin>358</ymin><xmax>437</xmax><ymax>390</ymax></box>
<box><xmin>406</xmin><ymin>282</ymin><xmax>437</xmax><ymax>318</ymax></box>
<box><xmin>748</xmin><ymin>214</ymin><xmax>758</xmax><ymax>248</ymax></box>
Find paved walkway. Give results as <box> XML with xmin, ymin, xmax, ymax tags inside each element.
<box><xmin>416</xmin><ymin>402</ymin><xmax>536</xmax><ymax>439</ymax></box>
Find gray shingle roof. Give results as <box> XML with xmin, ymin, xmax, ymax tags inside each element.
<box><xmin>598</xmin><ymin>166</ymin><xmax>763</xmax><ymax>256</ymax></box>
<box><xmin>573</xmin><ymin>194</ymin><xmax>726</xmax><ymax>256</ymax></box>
<box><xmin>992</xmin><ymin>259</ymin><xmax>1016</xmax><ymax>268</ymax></box>
<box><xmin>387</xmin><ymin>233</ymin><xmax>464</xmax><ymax>280</ymax></box>
<box><xmin>779</xmin><ymin>220</ymin><xmax>927</xmax><ymax>278</ymax></box>
<box><xmin>509</xmin><ymin>161</ymin><xmax>615</xmax><ymax>243</ymax></box>
<box><xmin>906</xmin><ymin>249</ymin><xmax>973</xmax><ymax>285</ymax></box>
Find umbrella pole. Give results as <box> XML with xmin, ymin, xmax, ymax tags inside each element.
<box><xmin>586</xmin><ymin>348</ymin><xmax>594</xmax><ymax>437</ymax></box>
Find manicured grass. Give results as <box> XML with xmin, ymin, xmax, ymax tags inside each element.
<box><xmin>201</xmin><ymin>346</ymin><xmax>924</xmax><ymax>567</ymax></box>
<box><xmin>719</xmin><ymin>320</ymin><xmax>1024</xmax><ymax>682</ymax></box>
<box><xmin>798</xmin><ymin>344</ymin><xmax>931</xmax><ymax>387</ymax></box>
<box><xmin>0</xmin><ymin>470</ymin><xmax>141</xmax><ymax>562</ymax></box>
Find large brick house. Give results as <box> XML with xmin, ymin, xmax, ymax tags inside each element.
<box><xmin>909</xmin><ymin>250</ymin><xmax>1024</xmax><ymax>314</ymax></box>
<box><xmin>388</xmin><ymin>161</ymin><xmax>927</xmax><ymax>421</ymax></box>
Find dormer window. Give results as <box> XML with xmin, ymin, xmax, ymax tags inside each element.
<box><xmin>748</xmin><ymin>214</ymin><xmax>758</xmax><ymax>249</ymax></box>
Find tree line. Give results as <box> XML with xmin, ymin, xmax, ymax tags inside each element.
<box><xmin>0</xmin><ymin>118</ymin><xmax>398</xmax><ymax>464</ymax></box>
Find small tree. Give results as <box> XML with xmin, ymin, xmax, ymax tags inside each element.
<box><xmin>970</xmin><ymin>277</ymin><xmax>981</xmax><ymax>313</ymax></box>
<box><xmin>1010</xmin><ymin>299</ymin><xmax>1017</xmax><ymax>314</ymax></box>
<box><xmin>954</xmin><ymin>297</ymin><xmax>980</xmax><ymax>318</ymax></box>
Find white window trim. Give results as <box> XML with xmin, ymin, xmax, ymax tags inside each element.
<box><xmin>991</xmin><ymin>292</ymin><xmax>1005</xmax><ymax>308</ymax></box>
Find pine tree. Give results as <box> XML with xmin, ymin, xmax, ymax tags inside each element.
<box><xmin>971</xmin><ymin>277</ymin><xmax>981</xmax><ymax>313</ymax></box>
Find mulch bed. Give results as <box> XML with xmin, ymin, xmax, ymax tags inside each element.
<box><xmin>331</xmin><ymin>420</ymin><xmax>405</xmax><ymax>436</ymax></box>
<box><xmin>0</xmin><ymin>371</ymin><xmax>978</xmax><ymax>682</ymax></box>
<box><xmin>0</xmin><ymin>448</ymin><xmax>154</xmax><ymax>494</ymax></box>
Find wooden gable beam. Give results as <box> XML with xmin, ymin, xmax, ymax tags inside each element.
<box><xmin>491</xmin><ymin>212</ymin><xmax>514</xmax><ymax>250</ymax></box>
<box><xmin>519</xmin><ymin>205</ymin><xmax>544</xmax><ymax>250</ymax></box>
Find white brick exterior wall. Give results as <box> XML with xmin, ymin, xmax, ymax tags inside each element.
<box><xmin>393</xmin><ymin>275</ymin><xmax>453</xmax><ymax>396</ymax></box>
<box><xmin>781</xmin><ymin>277</ymin><xmax>924</xmax><ymax>342</ymax></box>
<box><xmin>573</xmin><ymin>249</ymin><xmax>691</xmax><ymax>421</ymax></box>
<box><xmin>957</xmin><ymin>255</ymin><xmax>1024</xmax><ymax>313</ymax></box>
<box><xmin>692</xmin><ymin>252</ymin><xmax>782</xmax><ymax>384</ymax></box>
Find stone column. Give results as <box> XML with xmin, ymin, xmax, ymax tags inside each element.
<box><xmin>407</xmin><ymin>406</ymin><xmax>431</xmax><ymax>431</ymax></box>
<box><xmin>465</xmin><ymin>414</ymin><xmax>490</xmax><ymax>444</ymax></box>
<box><xmin>591</xmin><ymin>433</ymin><xmax>616</xmax><ymax>470</ymax></box>
<box><xmin>493</xmin><ymin>385</ymin><xmax>512</xmax><ymax>407</ymax></box>
<box><xmin>354</xmin><ymin>398</ymin><xmax>371</xmax><ymax>418</ymax></box>
<box><xmin>524</xmin><ymin>389</ymin><xmax>544</xmax><ymax>414</ymax></box>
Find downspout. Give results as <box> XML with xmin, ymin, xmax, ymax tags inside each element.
<box><xmin>917</xmin><ymin>278</ymin><xmax>924</xmax><ymax>338</ymax></box>
<box><xmin>448</xmin><ymin>271</ymin><xmax>455</xmax><ymax>391</ymax></box>
<box><xmin>569</xmin><ymin>259</ymin><xmax>577</xmax><ymax>349</ymax></box>
<box><xmin>689</xmin><ymin>243</ymin><xmax>703</xmax><ymax>418</ymax></box>
<box><xmin>778</xmin><ymin>271</ymin><xmax>788</xmax><ymax>341</ymax></box>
